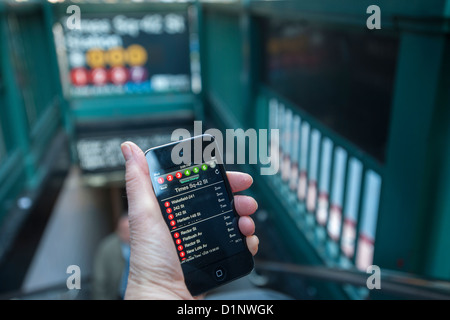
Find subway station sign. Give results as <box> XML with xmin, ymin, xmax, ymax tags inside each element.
<box><xmin>55</xmin><ymin>11</ymin><xmax>191</xmax><ymax>97</ymax></box>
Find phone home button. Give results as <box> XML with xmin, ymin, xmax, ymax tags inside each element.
<box><xmin>214</xmin><ymin>267</ymin><xmax>226</xmax><ymax>282</ymax></box>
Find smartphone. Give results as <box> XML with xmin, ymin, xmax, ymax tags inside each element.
<box><xmin>144</xmin><ymin>134</ymin><xmax>254</xmax><ymax>296</ymax></box>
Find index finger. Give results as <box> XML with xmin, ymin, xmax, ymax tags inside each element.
<box><xmin>227</xmin><ymin>171</ymin><xmax>253</xmax><ymax>193</ymax></box>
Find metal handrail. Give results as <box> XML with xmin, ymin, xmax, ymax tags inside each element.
<box><xmin>255</xmin><ymin>260</ymin><xmax>450</xmax><ymax>300</ymax></box>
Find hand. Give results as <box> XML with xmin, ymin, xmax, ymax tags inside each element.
<box><xmin>121</xmin><ymin>141</ymin><xmax>259</xmax><ymax>300</ymax></box>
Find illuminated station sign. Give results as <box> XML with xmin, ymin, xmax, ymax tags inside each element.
<box><xmin>58</xmin><ymin>12</ymin><xmax>192</xmax><ymax>97</ymax></box>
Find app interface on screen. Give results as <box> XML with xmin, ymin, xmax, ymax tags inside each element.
<box><xmin>150</xmin><ymin>158</ymin><xmax>246</xmax><ymax>271</ymax></box>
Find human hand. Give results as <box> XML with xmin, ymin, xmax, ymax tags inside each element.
<box><xmin>121</xmin><ymin>141</ymin><xmax>259</xmax><ymax>300</ymax></box>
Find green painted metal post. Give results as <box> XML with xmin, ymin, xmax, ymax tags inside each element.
<box><xmin>375</xmin><ymin>32</ymin><xmax>448</xmax><ymax>276</ymax></box>
<box><xmin>0</xmin><ymin>14</ymin><xmax>33</xmax><ymax>180</ymax></box>
<box><xmin>416</xmin><ymin>38</ymin><xmax>450</xmax><ymax>280</ymax></box>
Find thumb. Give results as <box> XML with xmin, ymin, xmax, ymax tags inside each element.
<box><xmin>120</xmin><ymin>141</ymin><xmax>163</xmax><ymax>231</ymax></box>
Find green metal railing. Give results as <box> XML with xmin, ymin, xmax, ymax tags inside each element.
<box><xmin>200</xmin><ymin>0</ymin><xmax>450</xmax><ymax>298</ymax></box>
<box><xmin>257</xmin><ymin>87</ymin><xmax>384</xmax><ymax>298</ymax></box>
<box><xmin>0</xmin><ymin>1</ymin><xmax>64</xmax><ymax>223</ymax></box>
<box><xmin>262</xmin><ymin>85</ymin><xmax>382</xmax><ymax>266</ymax></box>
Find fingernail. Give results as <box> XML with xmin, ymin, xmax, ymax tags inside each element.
<box><xmin>121</xmin><ymin>142</ymin><xmax>133</xmax><ymax>161</ymax></box>
<box><xmin>247</xmin><ymin>174</ymin><xmax>254</xmax><ymax>186</ymax></box>
<box><xmin>252</xmin><ymin>197</ymin><xmax>258</xmax><ymax>211</ymax></box>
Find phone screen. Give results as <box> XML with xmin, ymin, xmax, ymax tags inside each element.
<box><xmin>145</xmin><ymin>135</ymin><xmax>253</xmax><ymax>294</ymax></box>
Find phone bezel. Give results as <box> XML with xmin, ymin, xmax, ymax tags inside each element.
<box><xmin>144</xmin><ymin>134</ymin><xmax>254</xmax><ymax>296</ymax></box>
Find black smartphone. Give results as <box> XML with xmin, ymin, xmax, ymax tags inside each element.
<box><xmin>144</xmin><ymin>134</ymin><xmax>254</xmax><ymax>296</ymax></box>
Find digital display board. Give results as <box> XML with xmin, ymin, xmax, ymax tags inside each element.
<box><xmin>76</xmin><ymin>133</ymin><xmax>172</xmax><ymax>173</ymax></box>
<box><xmin>75</xmin><ymin>120</ymin><xmax>194</xmax><ymax>174</ymax></box>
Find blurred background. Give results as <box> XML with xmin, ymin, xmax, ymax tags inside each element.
<box><xmin>0</xmin><ymin>0</ymin><xmax>450</xmax><ymax>300</ymax></box>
